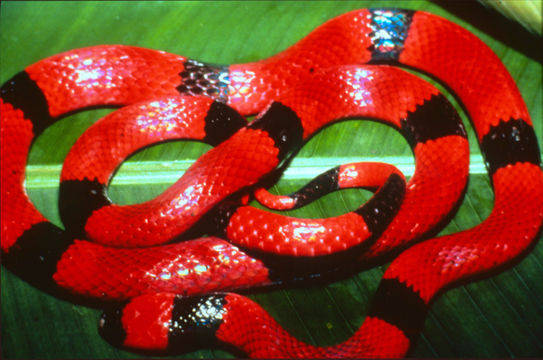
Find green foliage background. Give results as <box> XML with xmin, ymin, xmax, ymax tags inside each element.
<box><xmin>1</xmin><ymin>1</ymin><xmax>542</xmax><ymax>358</ymax></box>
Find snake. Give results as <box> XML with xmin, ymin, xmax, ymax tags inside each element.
<box><xmin>1</xmin><ymin>7</ymin><xmax>542</xmax><ymax>358</ymax></box>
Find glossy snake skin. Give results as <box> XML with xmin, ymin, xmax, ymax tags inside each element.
<box><xmin>1</xmin><ymin>7</ymin><xmax>542</xmax><ymax>358</ymax></box>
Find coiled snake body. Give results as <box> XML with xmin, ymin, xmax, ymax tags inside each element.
<box><xmin>1</xmin><ymin>8</ymin><xmax>542</xmax><ymax>358</ymax></box>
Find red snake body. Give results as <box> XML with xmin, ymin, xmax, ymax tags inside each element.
<box><xmin>1</xmin><ymin>8</ymin><xmax>542</xmax><ymax>358</ymax></box>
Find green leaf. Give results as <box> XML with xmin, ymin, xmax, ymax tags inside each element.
<box><xmin>1</xmin><ymin>1</ymin><xmax>542</xmax><ymax>358</ymax></box>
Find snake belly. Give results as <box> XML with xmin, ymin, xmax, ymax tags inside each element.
<box><xmin>1</xmin><ymin>7</ymin><xmax>542</xmax><ymax>358</ymax></box>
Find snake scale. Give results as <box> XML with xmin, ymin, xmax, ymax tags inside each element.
<box><xmin>1</xmin><ymin>6</ymin><xmax>542</xmax><ymax>358</ymax></box>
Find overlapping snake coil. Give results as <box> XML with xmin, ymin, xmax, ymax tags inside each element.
<box><xmin>1</xmin><ymin>8</ymin><xmax>542</xmax><ymax>358</ymax></box>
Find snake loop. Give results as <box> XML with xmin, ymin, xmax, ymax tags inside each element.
<box><xmin>1</xmin><ymin>8</ymin><xmax>542</xmax><ymax>358</ymax></box>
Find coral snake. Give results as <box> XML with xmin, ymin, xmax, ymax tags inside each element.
<box><xmin>1</xmin><ymin>7</ymin><xmax>542</xmax><ymax>358</ymax></box>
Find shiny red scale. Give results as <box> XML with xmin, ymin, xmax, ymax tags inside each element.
<box><xmin>61</xmin><ymin>96</ymin><xmax>214</xmax><ymax>184</ymax></box>
<box><xmin>227</xmin><ymin>207</ymin><xmax>369</xmax><ymax>256</ymax></box>
<box><xmin>120</xmin><ymin>292</ymin><xmax>175</xmax><ymax>350</ymax></box>
<box><xmin>215</xmin><ymin>293</ymin><xmax>411</xmax><ymax>358</ymax></box>
<box><xmin>1</xmin><ymin>7</ymin><xmax>542</xmax><ymax>359</ymax></box>
<box><xmin>400</xmin><ymin>12</ymin><xmax>531</xmax><ymax>138</ymax></box>
<box><xmin>83</xmin><ymin>127</ymin><xmax>279</xmax><ymax>247</ymax></box>
<box><xmin>25</xmin><ymin>46</ymin><xmax>188</xmax><ymax>117</ymax></box>
<box><xmin>54</xmin><ymin>237</ymin><xmax>271</xmax><ymax>299</ymax></box>
<box><xmin>0</xmin><ymin>100</ymin><xmax>48</xmax><ymax>251</ymax></box>
<box><xmin>254</xmin><ymin>163</ymin><xmax>403</xmax><ymax>211</ymax></box>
